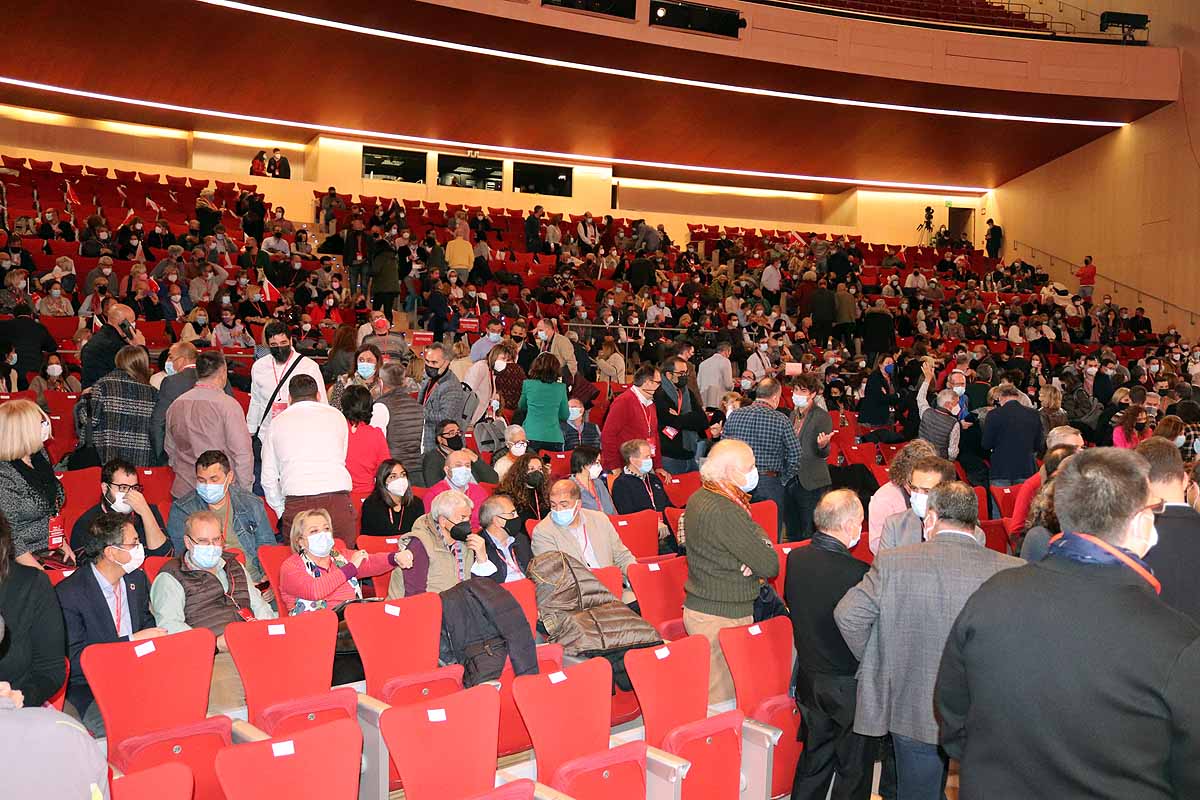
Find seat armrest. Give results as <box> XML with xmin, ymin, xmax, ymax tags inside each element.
<box><xmin>533</xmin><ymin>782</ymin><xmax>576</xmax><ymax>800</ymax></box>
<box><xmin>646</xmin><ymin>745</ymin><xmax>690</xmax><ymax>800</ymax></box>
<box><xmin>231</xmin><ymin>720</ymin><xmax>271</xmax><ymax>743</ymax></box>
<box><xmin>356</xmin><ymin>693</ymin><xmax>391</xmax><ymax>800</ymax></box>
<box><xmin>740</xmin><ymin>718</ymin><xmax>781</xmax><ymax>800</ymax></box>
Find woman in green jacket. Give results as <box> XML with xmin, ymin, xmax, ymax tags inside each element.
<box><xmin>518</xmin><ymin>353</ymin><xmax>569</xmax><ymax>452</ymax></box>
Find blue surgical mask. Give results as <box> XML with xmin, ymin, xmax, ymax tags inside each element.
<box><xmin>551</xmin><ymin>505</ymin><xmax>577</xmax><ymax>526</ymax></box>
<box><xmin>910</xmin><ymin>492</ymin><xmax>929</xmax><ymax>519</ymax></box>
<box><xmin>356</xmin><ymin>362</ymin><xmax>376</xmax><ymax>379</ymax></box>
<box><xmin>639</xmin><ymin>458</ymin><xmax>653</xmax><ymax>474</ymax></box>
<box><xmin>450</xmin><ymin>466</ymin><xmax>472</xmax><ymax>487</ymax></box>
<box><xmin>164</xmin><ymin>361</ymin><xmax>176</xmax><ymax>376</ymax></box>
<box><xmin>487</xmin><ymin>332</ymin><xmax>502</xmax><ymax>343</ymax></box>
<box><xmin>741</xmin><ymin>466</ymin><xmax>759</xmax><ymax>493</ymax></box>
<box><xmin>196</xmin><ymin>481</ymin><xmax>227</xmax><ymax>505</ymax></box>
<box><xmin>189</xmin><ymin>543</ymin><xmax>223</xmax><ymax>570</ymax></box>
<box><xmin>883</xmin><ymin>363</ymin><xmax>894</xmax><ymax>376</ymax></box>
<box><xmin>569</xmin><ymin>406</ymin><xmax>583</xmax><ymax>420</ymax></box>
<box><xmin>306</xmin><ymin>529</ymin><xmax>334</xmax><ymax>558</ymax></box>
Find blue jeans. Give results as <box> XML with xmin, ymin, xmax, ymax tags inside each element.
<box><xmin>661</xmin><ymin>456</ymin><xmax>698</xmax><ymax>475</ymax></box>
<box><xmin>891</xmin><ymin>734</ymin><xmax>946</xmax><ymax>800</ymax></box>
<box><xmin>750</xmin><ymin>475</ymin><xmax>786</xmax><ymax>539</ymax></box>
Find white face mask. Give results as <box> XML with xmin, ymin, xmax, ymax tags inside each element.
<box><xmin>109</xmin><ymin>489</ymin><xmax>132</xmax><ymax>514</ymax></box>
<box><xmin>46</xmin><ymin>364</ymin><xmax>63</xmax><ymax>378</ymax></box>
<box><xmin>387</xmin><ymin>477</ymin><xmax>409</xmax><ymax>497</ymax></box>
<box><xmin>40</xmin><ymin>418</ymin><xmax>52</xmax><ymax>443</ymax></box>
<box><xmin>793</xmin><ymin>393</ymin><xmax>809</xmax><ymax>409</ymax></box>
<box><xmin>113</xmin><ymin>543</ymin><xmax>145</xmax><ymax>575</ymax></box>
<box><xmin>306</xmin><ymin>529</ymin><xmax>335</xmax><ymax>558</ymax></box>
<box><xmin>587</xmin><ymin>463</ymin><xmax>603</xmax><ymax>480</ymax></box>
<box><xmin>510</xmin><ymin>441</ymin><xmax>528</xmax><ymax>457</ymax></box>
<box><xmin>910</xmin><ymin>491</ymin><xmax>929</xmax><ymax>519</ymax></box>
<box><xmin>493</xmin><ymin>361</ymin><xmax>507</xmax><ymax>373</ymax></box>
<box><xmin>449</xmin><ymin>466</ymin><xmax>472</xmax><ymax>487</ymax></box>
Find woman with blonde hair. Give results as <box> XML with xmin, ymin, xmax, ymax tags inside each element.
<box><xmin>89</xmin><ymin>345</ymin><xmax>157</xmax><ymax>466</ymax></box>
<box><xmin>0</xmin><ymin>399</ymin><xmax>67</xmax><ymax>568</ymax></box>
<box><xmin>449</xmin><ymin>338</ymin><xmax>472</xmax><ymax>381</ymax></box>
<box><xmin>118</xmin><ymin>262</ymin><xmax>147</xmax><ymax>297</ymax></box>
<box><xmin>1038</xmin><ymin>384</ymin><xmax>1068</xmax><ymax>434</ymax></box>
<box><xmin>0</xmin><ymin>268</ymin><xmax>30</xmax><ymax>313</ymax></box>
<box><xmin>277</xmin><ymin>508</ymin><xmax>411</xmax><ymax>615</ymax></box>
<box><xmin>595</xmin><ymin>338</ymin><xmax>626</xmax><ymax>384</ymax></box>
<box><xmin>1150</xmin><ymin>414</ymin><xmax>1185</xmax><ymax>450</ymax></box>
<box><xmin>179</xmin><ymin>306</ymin><xmax>213</xmax><ymax>346</ymax></box>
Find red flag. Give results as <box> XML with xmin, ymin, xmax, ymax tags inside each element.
<box><xmin>261</xmin><ymin>278</ymin><xmax>281</xmax><ymax>303</ymax></box>
<box><xmin>145</xmin><ymin>196</ymin><xmax>161</xmax><ymax>214</ymax></box>
<box><xmin>65</xmin><ymin>182</ymin><xmax>81</xmax><ymax>209</ymax></box>
<box><xmin>147</xmin><ymin>277</ymin><xmax>160</xmax><ymax>294</ymax></box>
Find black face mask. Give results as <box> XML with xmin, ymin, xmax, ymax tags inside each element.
<box><xmin>503</xmin><ymin>515</ymin><xmax>524</xmax><ymax>539</ymax></box>
<box><xmin>96</xmin><ymin>285</ymin><xmax>108</xmax><ymax>295</ymax></box>
<box><xmin>524</xmin><ymin>470</ymin><xmax>545</xmax><ymax>489</ymax></box>
<box><xmin>269</xmin><ymin>345</ymin><xmax>291</xmax><ymax>363</ymax></box>
<box><xmin>425</xmin><ymin>364</ymin><xmax>443</xmax><ymax>380</ymax></box>
<box><xmin>448</xmin><ymin>521</ymin><xmax>472</xmax><ymax>542</ymax></box>
<box><xmin>675</xmin><ymin>377</ymin><xmax>688</xmax><ymax>389</ymax></box>
<box><xmin>443</xmin><ymin>434</ymin><xmax>464</xmax><ymax>451</ymax></box>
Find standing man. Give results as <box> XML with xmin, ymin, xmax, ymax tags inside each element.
<box><xmin>577</xmin><ymin>213</ymin><xmax>598</xmax><ymax>255</ymax></box>
<box><xmin>600</xmin><ymin>364</ymin><xmax>663</xmax><ymax>474</ymax></box>
<box><xmin>261</xmin><ymin>374</ymin><xmax>355</xmax><ymax>545</ymax></box>
<box><xmin>342</xmin><ymin>217</ymin><xmax>372</xmax><ymax>296</ymax></box>
<box><xmin>697</xmin><ymin>341</ymin><xmax>734</xmax><ymax>409</ymax></box>
<box><xmin>789</xmin><ymin>374</ymin><xmax>834</xmax><ymax>541</ymax></box>
<box><xmin>535</xmin><ymin>318</ymin><xmax>577</xmax><ymax>377</ymax></box>
<box><xmin>247</xmin><ymin>321</ymin><xmax>326</xmax><ymax>488</ymax></box>
<box><xmin>787</xmin><ymin>490</ymin><xmax>876</xmax><ymax>800</ymax></box>
<box><xmin>760</xmin><ymin>257</ymin><xmax>782</xmax><ymax>309</ymax></box>
<box><xmin>983</xmin><ymin>218</ymin><xmax>1003</xmax><ymax>260</ymax></box>
<box><xmin>1137</xmin><ymin>438</ymin><xmax>1200</xmax><ymax>623</ymax></box>
<box><xmin>876</xmin><ymin>456</ymin><xmax>957</xmax><ymax>554</ymax></box>
<box><xmin>936</xmin><ymin>449</ymin><xmax>1200</xmax><ymax>799</ymax></box>
<box><xmin>372</xmin><ymin>363</ymin><xmax>426</xmax><ymax>487</ymax></box>
<box><xmin>265</xmin><ymin>147</ymin><xmax>291</xmax><ymax>179</ymax></box>
<box><xmin>524</xmin><ymin>205</ymin><xmax>544</xmax><ymax>254</ymax></box>
<box><xmin>836</xmin><ymin>482</ymin><xmax>1020</xmax><ymax>800</ymax></box>
<box><xmin>722</xmin><ymin>378</ymin><xmax>800</xmax><ymax>540</ymax></box>
<box><xmin>1071</xmin><ymin>255</ymin><xmax>1096</xmax><ymax>301</ymax></box>
<box><xmin>164</xmin><ymin>351</ymin><xmax>253</xmax><ymax>500</ymax></box>
<box><xmin>418</xmin><ymin>343</ymin><xmax>468</xmax><ymax>455</ymax></box>
<box><xmin>654</xmin><ymin>356</ymin><xmax>710</xmax><ymax>475</ymax></box>
<box><xmin>915</xmin><ymin>362</ymin><xmax>963</xmax><ymax>461</ymax></box>
<box><xmin>80</xmin><ymin>303</ymin><xmax>145</xmax><ymax>388</ymax></box>
<box><xmin>151</xmin><ymin>341</ymin><xmax>234</xmax><ymax>462</ymax></box>
<box><xmin>981</xmin><ymin>385</ymin><xmax>1044</xmax><ymax>488</ymax></box>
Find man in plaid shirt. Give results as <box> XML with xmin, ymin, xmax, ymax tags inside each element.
<box><xmin>722</xmin><ymin>378</ymin><xmax>800</xmax><ymax>540</ymax></box>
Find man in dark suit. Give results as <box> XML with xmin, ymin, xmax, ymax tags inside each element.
<box><xmin>0</xmin><ymin>304</ymin><xmax>56</xmax><ymax>389</ymax></box>
<box><xmin>68</xmin><ymin>459</ymin><xmax>172</xmax><ymax>557</ymax></box>
<box><xmin>476</xmin><ymin>495</ymin><xmax>532</xmax><ymax>583</ymax></box>
<box><xmin>149</xmin><ymin>341</ymin><xmax>233</xmax><ymax>460</ymax></box>
<box><xmin>936</xmin><ymin>448</ymin><xmax>1200</xmax><ymax>799</ymax></box>
<box><xmin>837</xmin><ymin>482</ymin><xmax>1020</xmax><ymax>799</ymax></box>
<box><xmin>524</xmin><ymin>205</ymin><xmax>544</xmax><ymax>253</ymax></box>
<box><xmin>980</xmin><ymin>384</ymin><xmax>1045</xmax><ymax>487</ymax></box>
<box><xmin>80</xmin><ymin>303</ymin><xmax>145</xmax><ymax>388</ymax></box>
<box><xmin>56</xmin><ymin>512</ymin><xmax>167</xmax><ymax>735</ymax></box>
<box><xmin>1138</xmin><ymin>438</ymin><xmax>1200</xmax><ymax>623</ymax></box>
<box><xmin>786</xmin><ymin>489</ymin><xmax>876</xmax><ymax>800</ymax></box>
<box><xmin>788</xmin><ymin>373</ymin><xmax>833</xmax><ymax>541</ymax></box>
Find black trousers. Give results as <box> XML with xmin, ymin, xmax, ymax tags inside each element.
<box><xmin>372</xmin><ymin>291</ymin><xmax>398</xmax><ymax>313</ymax></box>
<box><xmin>792</xmin><ymin>678</ymin><xmax>878</xmax><ymax>800</ymax></box>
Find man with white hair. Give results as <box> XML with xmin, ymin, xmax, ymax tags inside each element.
<box><xmin>787</xmin><ymin>489</ymin><xmax>877</xmax><ymax>800</ymax></box>
<box><xmin>916</xmin><ymin>362</ymin><xmax>963</xmax><ymax>460</ymax></box>
<box><xmin>387</xmin><ymin>489</ymin><xmax>490</xmax><ymax>598</ymax></box>
<box><xmin>683</xmin><ymin>439</ymin><xmax>780</xmax><ymax>701</ymax></box>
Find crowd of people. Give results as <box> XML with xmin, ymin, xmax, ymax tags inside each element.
<box><xmin>0</xmin><ymin>177</ymin><xmax>1197</xmax><ymax>800</ymax></box>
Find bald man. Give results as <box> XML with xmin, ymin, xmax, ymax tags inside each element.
<box><xmin>81</xmin><ymin>303</ymin><xmax>146</xmax><ymax>388</ymax></box>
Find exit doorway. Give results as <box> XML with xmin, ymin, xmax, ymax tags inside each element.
<box><xmin>947</xmin><ymin>207</ymin><xmax>975</xmax><ymax>246</ymax></box>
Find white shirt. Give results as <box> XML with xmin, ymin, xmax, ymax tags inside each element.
<box><xmin>262</xmin><ymin>236</ymin><xmax>291</xmax><ymax>256</ymax></box>
<box><xmin>370</xmin><ymin>402</ymin><xmax>391</xmax><ymax>432</ymax></box>
<box><xmin>571</xmin><ymin>522</ymin><xmax>600</xmax><ymax>568</ymax></box>
<box><xmin>260</xmin><ymin>400</ymin><xmax>350</xmax><ymax>515</ymax></box>
<box><xmin>697</xmin><ymin>352</ymin><xmax>733</xmax><ymax>408</ymax></box>
<box><xmin>246</xmin><ymin>351</ymin><xmax>327</xmax><ymax>437</ymax></box>
<box><xmin>761</xmin><ymin>264</ymin><xmax>782</xmax><ymax>292</ymax></box>
<box><xmin>905</xmin><ymin>273</ymin><xmax>928</xmax><ymax>290</ymax></box>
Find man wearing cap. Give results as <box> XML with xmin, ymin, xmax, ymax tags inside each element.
<box><xmin>362</xmin><ymin>315</ymin><xmax>409</xmax><ymax>363</ymax></box>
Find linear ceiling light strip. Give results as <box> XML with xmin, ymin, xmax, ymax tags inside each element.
<box><xmin>192</xmin><ymin>0</ymin><xmax>1124</xmax><ymax>128</ymax></box>
<box><xmin>0</xmin><ymin>75</ymin><xmax>990</xmax><ymax>193</ymax></box>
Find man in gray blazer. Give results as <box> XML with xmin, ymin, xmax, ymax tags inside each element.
<box><xmin>789</xmin><ymin>373</ymin><xmax>834</xmax><ymax>540</ymax></box>
<box><xmin>150</xmin><ymin>341</ymin><xmax>233</xmax><ymax>460</ymax></box>
<box><xmin>835</xmin><ymin>481</ymin><xmax>1021</xmax><ymax>800</ymax></box>
<box><xmin>877</xmin><ymin>456</ymin><xmax>957</xmax><ymax>553</ymax></box>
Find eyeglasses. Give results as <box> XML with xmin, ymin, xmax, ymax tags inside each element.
<box><xmin>185</xmin><ymin>533</ymin><xmax>223</xmax><ymax>548</ymax></box>
<box><xmin>106</xmin><ymin>482</ymin><xmax>142</xmax><ymax>493</ymax></box>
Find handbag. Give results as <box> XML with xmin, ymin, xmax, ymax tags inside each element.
<box><xmin>753</xmin><ymin>581</ymin><xmax>788</xmax><ymax>622</ymax></box>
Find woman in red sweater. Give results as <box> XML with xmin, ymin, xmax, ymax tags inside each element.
<box><xmin>278</xmin><ymin>509</ymin><xmax>412</xmax><ymax>614</ymax></box>
<box><xmin>342</xmin><ymin>385</ymin><xmax>391</xmax><ymax>496</ymax></box>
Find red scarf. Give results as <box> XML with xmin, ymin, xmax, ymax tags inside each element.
<box><xmin>701</xmin><ymin>479</ymin><xmax>752</xmax><ymax>517</ymax></box>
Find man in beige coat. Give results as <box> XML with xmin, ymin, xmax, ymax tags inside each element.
<box><xmin>535</xmin><ymin>318</ymin><xmax>578</xmax><ymax>377</ymax></box>
<box><xmin>531</xmin><ymin>479</ymin><xmax>636</xmax><ymax>600</ymax></box>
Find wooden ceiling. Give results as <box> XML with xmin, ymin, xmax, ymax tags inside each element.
<box><xmin>2</xmin><ymin>0</ymin><xmax>1172</xmax><ymax>192</ymax></box>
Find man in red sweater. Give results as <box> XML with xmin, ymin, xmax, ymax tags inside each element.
<box><xmin>601</xmin><ymin>363</ymin><xmax>663</xmax><ymax>473</ymax></box>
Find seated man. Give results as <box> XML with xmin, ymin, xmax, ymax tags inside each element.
<box><xmin>531</xmin><ymin>478</ymin><xmax>636</xmax><ymax>601</ymax></box>
<box><xmin>610</xmin><ymin>438</ymin><xmax>675</xmax><ymax>549</ymax></box>
<box><xmin>560</xmin><ymin>398</ymin><xmax>602</xmax><ymax>451</ymax></box>
<box><xmin>423</xmin><ymin>448</ymin><xmax>491</xmax><ymax>529</ymax></box>
<box><xmin>167</xmin><ymin>450</ymin><xmax>276</xmax><ymax>583</ymax></box>
<box><xmin>386</xmin><ymin>489</ymin><xmax>493</xmax><ymax>598</ymax></box>
<box><xmin>150</xmin><ymin>510</ymin><xmax>276</xmax><ymax>712</ymax></box>
<box><xmin>56</xmin><ymin>512</ymin><xmax>167</xmax><ymax>736</ymax></box>
<box><xmin>477</xmin><ymin>493</ymin><xmax>532</xmax><ymax>583</ymax></box>
<box><xmin>421</xmin><ymin>418</ymin><xmax>498</xmax><ymax>487</ymax></box>
<box><xmin>69</xmin><ymin>458</ymin><xmax>171</xmax><ymax>556</ymax></box>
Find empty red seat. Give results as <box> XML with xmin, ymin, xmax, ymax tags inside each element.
<box><xmin>214</xmin><ymin>718</ymin><xmax>362</xmax><ymax>800</ymax></box>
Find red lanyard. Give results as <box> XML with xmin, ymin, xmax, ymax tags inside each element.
<box><xmin>111</xmin><ymin>579</ymin><xmax>124</xmax><ymax>634</ymax></box>
<box><xmin>638</xmin><ymin>396</ymin><xmax>654</xmax><ymax>438</ymax></box>
<box><xmin>577</xmin><ymin>521</ymin><xmax>592</xmax><ymax>562</ymax></box>
<box><xmin>642</xmin><ymin>477</ymin><xmax>658</xmax><ymax>511</ymax></box>
<box><xmin>1048</xmin><ymin>532</ymin><xmax>1161</xmax><ymax>594</ymax></box>
<box><xmin>579</xmin><ymin>478</ymin><xmax>599</xmax><ymax>506</ymax></box>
